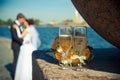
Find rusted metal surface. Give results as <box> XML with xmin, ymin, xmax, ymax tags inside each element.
<box><xmin>72</xmin><ymin>0</ymin><xmax>120</xmax><ymax>48</ymax></box>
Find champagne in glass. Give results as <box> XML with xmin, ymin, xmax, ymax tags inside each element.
<box><xmin>59</xmin><ymin>35</ymin><xmax>72</xmax><ymax>57</ymax></box>
<box><xmin>73</xmin><ymin>27</ymin><xmax>87</xmax><ymax>70</ymax></box>
<box><xmin>59</xmin><ymin>27</ymin><xmax>72</xmax><ymax>69</ymax></box>
<box><xmin>74</xmin><ymin>27</ymin><xmax>87</xmax><ymax>55</ymax></box>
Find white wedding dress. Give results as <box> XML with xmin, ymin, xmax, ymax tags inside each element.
<box><xmin>15</xmin><ymin>26</ymin><xmax>40</xmax><ymax>80</ymax></box>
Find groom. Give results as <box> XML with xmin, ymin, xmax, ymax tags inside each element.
<box><xmin>10</xmin><ymin>13</ymin><xmax>25</xmax><ymax>79</ymax></box>
<box><xmin>10</xmin><ymin>13</ymin><xmax>45</xmax><ymax>80</ymax></box>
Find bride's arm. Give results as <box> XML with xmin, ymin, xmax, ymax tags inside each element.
<box><xmin>13</xmin><ymin>24</ymin><xmax>28</xmax><ymax>39</ymax></box>
<box><xmin>13</xmin><ymin>24</ymin><xmax>21</xmax><ymax>38</ymax></box>
<box><xmin>18</xmin><ymin>29</ymin><xmax>28</xmax><ymax>39</ymax></box>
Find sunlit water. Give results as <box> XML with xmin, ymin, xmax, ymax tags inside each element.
<box><xmin>0</xmin><ymin>26</ymin><xmax>116</xmax><ymax>50</ymax></box>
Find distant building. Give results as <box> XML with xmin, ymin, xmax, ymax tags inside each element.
<box><xmin>73</xmin><ymin>9</ymin><xmax>89</xmax><ymax>27</ymax></box>
<box><xmin>74</xmin><ymin>10</ymin><xmax>79</xmax><ymax>23</ymax></box>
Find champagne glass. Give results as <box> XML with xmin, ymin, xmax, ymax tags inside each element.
<box><xmin>73</xmin><ymin>27</ymin><xmax>87</xmax><ymax>70</ymax></box>
<box><xmin>59</xmin><ymin>27</ymin><xmax>73</xmax><ymax>69</ymax></box>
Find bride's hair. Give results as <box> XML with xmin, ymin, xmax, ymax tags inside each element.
<box><xmin>26</xmin><ymin>19</ymin><xmax>34</xmax><ymax>25</ymax></box>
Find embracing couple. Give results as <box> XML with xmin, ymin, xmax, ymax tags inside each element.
<box><xmin>10</xmin><ymin>13</ymin><xmax>45</xmax><ymax>80</ymax></box>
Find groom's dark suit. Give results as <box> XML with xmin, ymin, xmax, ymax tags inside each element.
<box><xmin>10</xmin><ymin>21</ymin><xmax>23</xmax><ymax>79</ymax></box>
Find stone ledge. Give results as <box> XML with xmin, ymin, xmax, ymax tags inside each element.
<box><xmin>37</xmin><ymin>59</ymin><xmax>120</xmax><ymax>80</ymax></box>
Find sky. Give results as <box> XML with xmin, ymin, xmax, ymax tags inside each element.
<box><xmin>0</xmin><ymin>0</ymin><xmax>78</xmax><ymax>23</ymax></box>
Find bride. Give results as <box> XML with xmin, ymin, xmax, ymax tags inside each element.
<box><xmin>14</xmin><ymin>19</ymin><xmax>40</xmax><ymax>80</ymax></box>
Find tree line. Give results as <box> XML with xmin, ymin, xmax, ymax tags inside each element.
<box><xmin>0</xmin><ymin>18</ymin><xmax>41</xmax><ymax>26</ymax></box>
